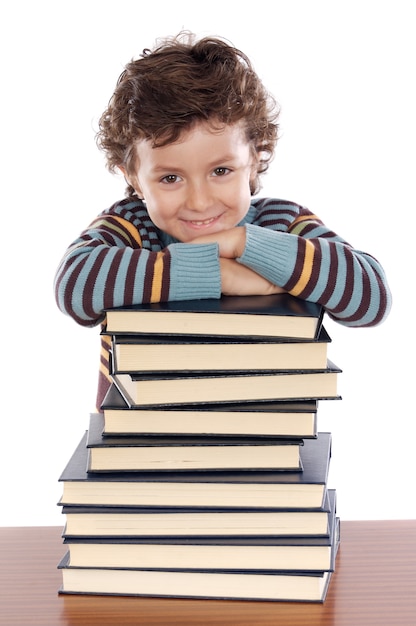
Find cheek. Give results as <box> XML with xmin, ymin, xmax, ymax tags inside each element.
<box><xmin>235</xmin><ymin>177</ymin><xmax>253</xmax><ymax>208</ymax></box>
<box><xmin>146</xmin><ymin>198</ymin><xmax>178</xmax><ymax>227</ymax></box>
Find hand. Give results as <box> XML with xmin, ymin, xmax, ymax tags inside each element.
<box><xmin>220</xmin><ymin>258</ymin><xmax>286</xmax><ymax>297</ymax></box>
<box><xmin>189</xmin><ymin>227</ymin><xmax>246</xmax><ymax>259</ymax></box>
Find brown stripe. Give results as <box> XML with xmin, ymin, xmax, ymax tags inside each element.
<box><xmin>331</xmin><ymin>249</ymin><xmax>356</xmax><ymax>316</ymax></box>
<box><xmin>54</xmin><ymin>252</ymin><xmax>79</xmax><ymax>306</ymax></box>
<box><xmin>142</xmin><ymin>255</ymin><xmax>155</xmax><ymax>302</ymax></box>
<box><xmin>369</xmin><ymin>267</ymin><xmax>390</xmax><ymax>325</ymax></box>
<box><xmin>61</xmin><ymin>255</ymin><xmax>90</xmax><ymax>326</ymax></box>
<box><xmin>319</xmin><ymin>244</ymin><xmax>338</xmax><ymax>303</ymax></box>
<box><xmin>284</xmin><ymin>237</ymin><xmax>306</xmax><ymax>292</ymax></box>
<box><xmin>159</xmin><ymin>250</ymin><xmax>171</xmax><ymax>301</ymax></box>
<box><xmin>123</xmin><ymin>255</ymin><xmax>139</xmax><ymax>305</ymax></box>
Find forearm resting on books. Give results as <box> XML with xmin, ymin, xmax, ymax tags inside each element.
<box><xmin>220</xmin><ymin>258</ymin><xmax>285</xmax><ymax>297</ymax></box>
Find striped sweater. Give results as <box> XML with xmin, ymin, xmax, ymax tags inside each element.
<box><xmin>54</xmin><ymin>196</ymin><xmax>392</xmax><ymax>409</ymax></box>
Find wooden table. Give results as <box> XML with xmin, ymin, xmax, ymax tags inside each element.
<box><xmin>1</xmin><ymin>521</ymin><xmax>415</xmax><ymax>625</ymax></box>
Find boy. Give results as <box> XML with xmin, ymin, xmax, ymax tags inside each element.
<box><xmin>54</xmin><ymin>32</ymin><xmax>392</xmax><ymax>410</ymax></box>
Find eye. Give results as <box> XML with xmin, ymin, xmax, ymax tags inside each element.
<box><xmin>212</xmin><ymin>167</ymin><xmax>230</xmax><ymax>177</ymax></box>
<box><xmin>161</xmin><ymin>174</ymin><xmax>181</xmax><ymax>184</ymax></box>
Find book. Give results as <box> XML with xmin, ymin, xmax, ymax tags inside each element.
<box><xmin>86</xmin><ymin>414</ymin><xmax>304</xmax><ymax>473</ymax></box>
<box><xmin>111</xmin><ymin>361</ymin><xmax>341</xmax><ymax>407</ymax></box>
<box><xmin>105</xmin><ymin>294</ymin><xmax>324</xmax><ymax>339</ymax></box>
<box><xmin>58</xmin><ymin>556</ymin><xmax>336</xmax><ymax>602</ymax></box>
<box><xmin>62</xmin><ymin>493</ymin><xmax>332</xmax><ymax>538</ymax></box>
<box><xmin>110</xmin><ymin>326</ymin><xmax>331</xmax><ymax>374</ymax></box>
<box><xmin>59</xmin><ymin>432</ymin><xmax>332</xmax><ymax>509</ymax></box>
<box><xmin>101</xmin><ymin>384</ymin><xmax>319</xmax><ymax>438</ymax></box>
<box><xmin>63</xmin><ymin>491</ymin><xmax>338</xmax><ymax>571</ymax></box>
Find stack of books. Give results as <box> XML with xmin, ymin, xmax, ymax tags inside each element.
<box><xmin>57</xmin><ymin>293</ymin><xmax>341</xmax><ymax>602</ymax></box>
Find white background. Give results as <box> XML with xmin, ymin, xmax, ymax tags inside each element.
<box><xmin>1</xmin><ymin>1</ymin><xmax>414</xmax><ymax>526</ymax></box>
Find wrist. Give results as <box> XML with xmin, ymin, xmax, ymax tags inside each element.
<box><xmin>234</xmin><ymin>226</ymin><xmax>247</xmax><ymax>258</ymax></box>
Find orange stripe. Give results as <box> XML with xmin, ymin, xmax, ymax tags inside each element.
<box><xmin>290</xmin><ymin>240</ymin><xmax>315</xmax><ymax>296</ymax></box>
<box><xmin>150</xmin><ymin>252</ymin><xmax>165</xmax><ymax>302</ymax></box>
<box><xmin>101</xmin><ymin>334</ymin><xmax>112</xmax><ymax>349</ymax></box>
<box><xmin>100</xmin><ymin>335</ymin><xmax>112</xmax><ymax>380</ymax></box>
<box><xmin>99</xmin><ymin>359</ymin><xmax>112</xmax><ymax>382</ymax></box>
<box><xmin>289</xmin><ymin>214</ymin><xmax>320</xmax><ymax>236</ymax></box>
<box><xmin>94</xmin><ymin>216</ymin><xmax>143</xmax><ymax>247</ymax></box>
<box><xmin>291</xmin><ymin>214</ymin><xmax>320</xmax><ymax>227</ymax></box>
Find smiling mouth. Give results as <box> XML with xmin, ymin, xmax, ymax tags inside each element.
<box><xmin>185</xmin><ymin>216</ymin><xmax>220</xmax><ymax>226</ymax></box>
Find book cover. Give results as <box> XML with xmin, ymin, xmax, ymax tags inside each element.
<box><xmin>105</xmin><ymin>293</ymin><xmax>324</xmax><ymax>340</ymax></box>
<box><xmin>110</xmin><ymin>326</ymin><xmax>331</xmax><ymax>374</ymax></box>
<box><xmin>111</xmin><ymin>361</ymin><xmax>341</xmax><ymax>407</ymax></box>
<box><xmin>58</xmin><ymin>432</ymin><xmax>332</xmax><ymax>509</ymax></box>
<box><xmin>63</xmin><ymin>491</ymin><xmax>338</xmax><ymax>571</ymax></box>
<box><xmin>101</xmin><ymin>384</ymin><xmax>319</xmax><ymax>438</ymax></box>
<box><xmin>86</xmin><ymin>413</ymin><xmax>304</xmax><ymax>473</ymax></box>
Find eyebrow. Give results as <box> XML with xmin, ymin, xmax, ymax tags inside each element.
<box><xmin>150</xmin><ymin>154</ymin><xmax>242</xmax><ymax>173</ymax></box>
<box><xmin>150</xmin><ymin>165</ymin><xmax>184</xmax><ymax>174</ymax></box>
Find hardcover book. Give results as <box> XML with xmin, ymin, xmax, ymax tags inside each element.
<box><xmin>86</xmin><ymin>413</ymin><xmax>304</xmax><ymax>472</ymax></box>
<box><xmin>58</xmin><ymin>557</ymin><xmax>337</xmax><ymax>603</ymax></box>
<box><xmin>104</xmin><ymin>294</ymin><xmax>324</xmax><ymax>339</ymax></box>
<box><xmin>101</xmin><ymin>384</ymin><xmax>319</xmax><ymax>438</ymax></box>
<box><xmin>58</xmin><ymin>432</ymin><xmax>332</xmax><ymax>509</ymax></box>
<box><xmin>110</xmin><ymin>326</ymin><xmax>331</xmax><ymax>374</ymax></box>
<box><xmin>111</xmin><ymin>361</ymin><xmax>341</xmax><ymax>407</ymax></box>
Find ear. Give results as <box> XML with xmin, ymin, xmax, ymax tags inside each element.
<box><xmin>118</xmin><ymin>166</ymin><xmax>144</xmax><ymax>199</ymax></box>
<box><xmin>248</xmin><ymin>146</ymin><xmax>261</xmax><ymax>193</ymax></box>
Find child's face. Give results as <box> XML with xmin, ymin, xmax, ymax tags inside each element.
<box><xmin>128</xmin><ymin>121</ymin><xmax>256</xmax><ymax>242</ymax></box>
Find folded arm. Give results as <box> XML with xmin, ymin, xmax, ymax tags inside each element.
<box><xmin>53</xmin><ymin>201</ymin><xmax>222</xmax><ymax>327</ymax></box>
<box><xmin>190</xmin><ymin>206</ymin><xmax>392</xmax><ymax>327</ymax></box>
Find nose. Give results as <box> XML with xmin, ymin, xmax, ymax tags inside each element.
<box><xmin>185</xmin><ymin>180</ymin><xmax>214</xmax><ymax>213</ymax></box>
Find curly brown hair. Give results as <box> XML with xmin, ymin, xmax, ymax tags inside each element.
<box><xmin>96</xmin><ymin>32</ymin><xmax>280</xmax><ymax>196</ymax></box>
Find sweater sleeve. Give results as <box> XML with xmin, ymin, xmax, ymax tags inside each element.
<box><xmin>53</xmin><ymin>200</ymin><xmax>221</xmax><ymax>328</ymax></box>
<box><xmin>238</xmin><ymin>203</ymin><xmax>392</xmax><ymax>327</ymax></box>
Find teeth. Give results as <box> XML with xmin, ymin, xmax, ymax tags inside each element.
<box><xmin>190</xmin><ymin>217</ymin><xmax>216</xmax><ymax>226</ymax></box>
